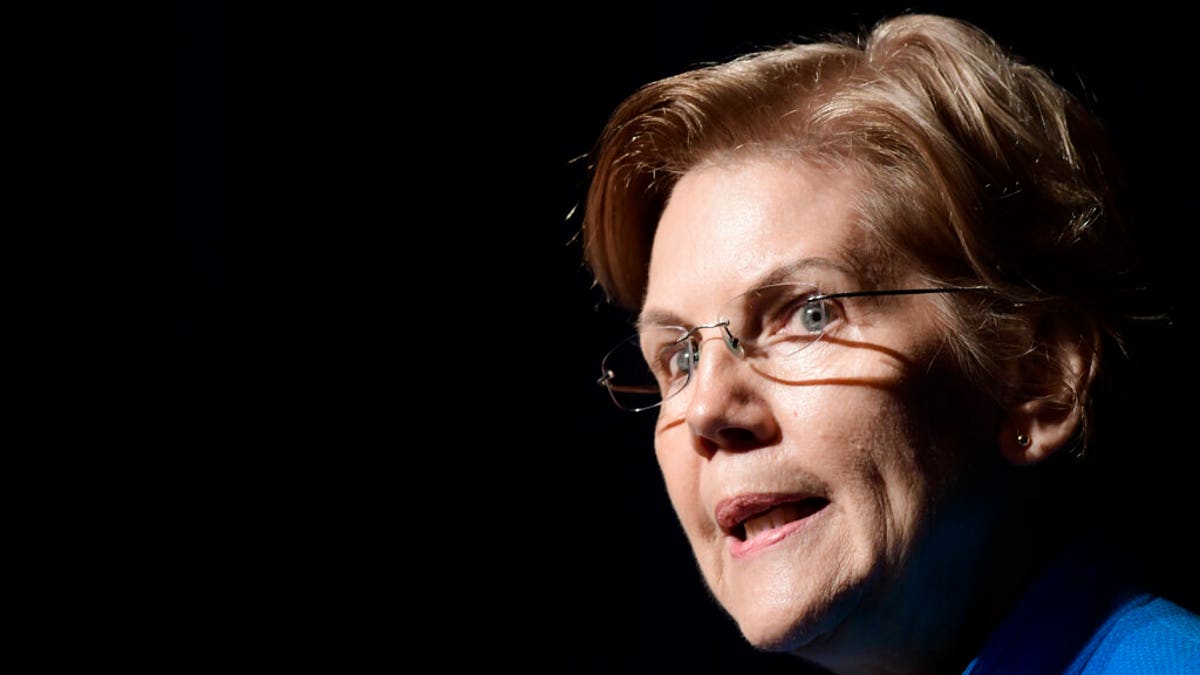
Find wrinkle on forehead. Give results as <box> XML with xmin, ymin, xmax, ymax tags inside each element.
<box><xmin>646</xmin><ymin>155</ymin><xmax>899</xmax><ymax>315</ymax></box>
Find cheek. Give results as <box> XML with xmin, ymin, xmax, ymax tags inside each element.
<box><xmin>654</xmin><ymin>429</ymin><xmax>724</xmax><ymax>564</ymax></box>
<box><xmin>654</xmin><ymin>431</ymin><xmax>701</xmax><ymax>525</ymax></box>
<box><xmin>655</xmin><ymin>442</ymin><xmax>684</xmax><ymax>491</ymax></box>
<box><xmin>788</xmin><ymin>386</ymin><xmax>944</xmax><ymax>554</ymax></box>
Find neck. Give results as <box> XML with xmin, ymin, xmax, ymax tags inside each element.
<box><xmin>797</xmin><ymin>464</ymin><xmax>1078</xmax><ymax>675</ymax></box>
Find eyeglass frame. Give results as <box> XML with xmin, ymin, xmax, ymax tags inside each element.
<box><xmin>596</xmin><ymin>284</ymin><xmax>995</xmax><ymax>412</ymax></box>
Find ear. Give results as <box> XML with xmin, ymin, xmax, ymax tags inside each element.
<box><xmin>999</xmin><ymin>317</ymin><xmax>1100</xmax><ymax>466</ymax></box>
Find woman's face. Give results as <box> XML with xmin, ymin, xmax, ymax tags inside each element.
<box><xmin>643</xmin><ymin>156</ymin><xmax>999</xmax><ymax>666</ymax></box>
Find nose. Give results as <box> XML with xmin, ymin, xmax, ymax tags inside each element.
<box><xmin>682</xmin><ymin>332</ymin><xmax>779</xmax><ymax>456</ymax></box>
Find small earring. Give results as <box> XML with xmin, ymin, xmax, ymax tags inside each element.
<box><xmin>1016</xmin><ymin>433</ymin><xmax>1031</xmax><ymax>448</ymax></box>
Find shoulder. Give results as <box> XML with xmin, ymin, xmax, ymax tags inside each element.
<box><xmin>964</xmin><ymin>535</ymin><xmax>1200</xmax><ymax>675</ymax></box>
<box><xmin>1075</xmin><ymin>593</ymin><xmax>1200</xmax><ymax>673</ymax></box>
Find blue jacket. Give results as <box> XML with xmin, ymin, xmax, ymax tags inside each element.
<box><xmin>963</xmin><ymin>539</ymin><xmax>1200</xmax><ymax>674</ymax></box>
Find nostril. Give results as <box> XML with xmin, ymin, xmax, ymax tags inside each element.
<box><xmin>716</xmin><ymin>427</ymin><xmax>762</xmax><ymax>451</ymax></box>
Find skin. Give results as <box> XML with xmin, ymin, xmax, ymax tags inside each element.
<box><xmin>642</xmin><ymin>154</ymin><xmax>1012</xmax><ymax>673</ymax></box>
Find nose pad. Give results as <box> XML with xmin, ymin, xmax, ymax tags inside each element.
<box><xmin>719</xmin><ymin>321</ymin><xmax>745</xmax><ymax>359</ymax></box>
<box><xmin>684</xmin><ymin>321</ymin><xmax>745</xmax><ymax>390</ymax></box>
<box><xmin>670</xmin><ymin>320</ymin><xmax>744</xmax><ymax>402</ymax></box>
<box><xmin>690</xmin><ymin>332</ymin><xmax>743</xmax><ymax>386</ymax></box>
<box><xmin>684</xmin><ymin>330</ymin><xmax>757</xmax><ymax>407</ymax></box>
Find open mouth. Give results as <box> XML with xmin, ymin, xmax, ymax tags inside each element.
<box><xmin>732</xmin><ymin>497</ymin><xmax>828</xmax><ymax>541</ymax></box>
<box><xmin>716</xmin><ymin>493</ymin><xmax>830</xmax><ymax>543</ymax></box>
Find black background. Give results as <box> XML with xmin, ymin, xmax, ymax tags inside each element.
<box><xmin>29</xmin><ymin>1</ymin><xmax>1200</xmax><ymax>673</ymax></box>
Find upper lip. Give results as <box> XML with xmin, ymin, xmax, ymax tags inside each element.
<box><xmin>714</xmin><ymin>492</ymin><xmax>824</xmax><ymax>535</ymax></box>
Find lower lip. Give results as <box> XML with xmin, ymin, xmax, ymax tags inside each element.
<box><xmin>727</xmin><ymin>508</ymin><xmax>824</xmax><ymax>559</ymax></box>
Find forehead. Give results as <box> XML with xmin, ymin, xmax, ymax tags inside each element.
<box><xmin>644</xmin><ymin>156</ymin><xmax>889</xmax><ymax>312</ymax></box>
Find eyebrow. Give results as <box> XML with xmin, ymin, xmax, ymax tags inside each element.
<box><xmin>750</xmin><ymin>257</ymin><xmax>856</xmax><ymax>289</ymax></box>
<box><xmin>636</xmin><ymin>257</ymin><xmax>857</xmax><ymax>330</ymax></box>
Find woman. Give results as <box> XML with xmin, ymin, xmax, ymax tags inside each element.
<box><xmin>579</xmin><ymin>13</ymin><xmax>1200</xmax><ymax>674</ymax></box>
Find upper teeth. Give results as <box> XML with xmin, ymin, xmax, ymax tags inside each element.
<box><xmin>742</xmin><ymin>502</ymin><xmax>809</xmax><ymax>540</ymax></box>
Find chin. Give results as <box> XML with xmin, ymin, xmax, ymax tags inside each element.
<box><xmin>729</xmin><ymin>588</ymin><xmax>856</xmax><ymax>654</ymax></box>
<box><xmin>720</xmin><ymin>564</ymin><xmax>873</xmax><ymax>658</ymax></box>
<box><xmin>740</xmin><ymin>623</ymin><xmax>813</xmax><ymax>653</ymax></box>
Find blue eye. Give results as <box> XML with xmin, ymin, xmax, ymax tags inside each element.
<box><xmin>798</xmin><ymin>298</ymin><xmax>834</xmax><ymax>333</ymax></box>
<box><xmin>667</xmin><ymin>340</ymin><xmax>697</xmax><ymax>378</ymax></box>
